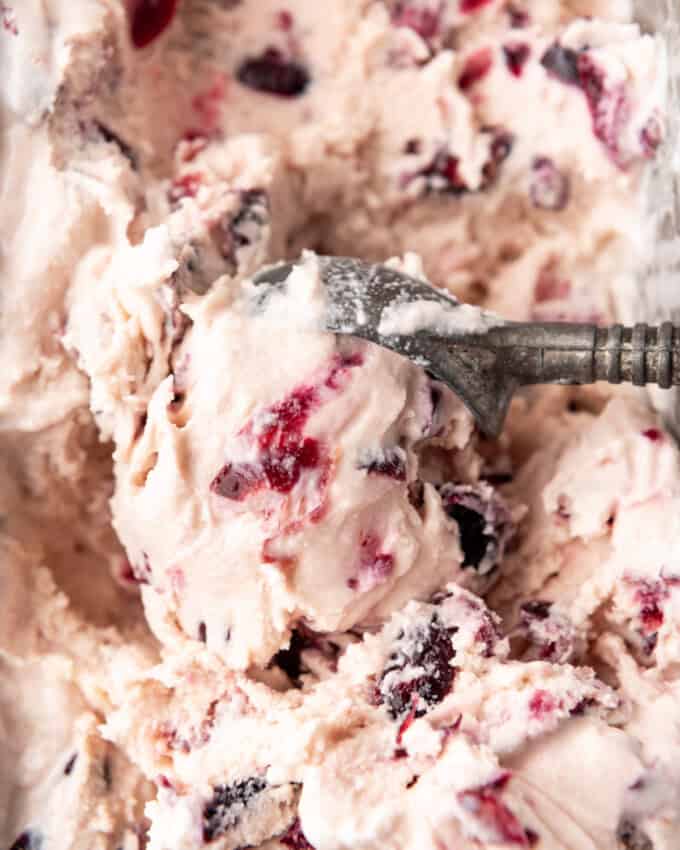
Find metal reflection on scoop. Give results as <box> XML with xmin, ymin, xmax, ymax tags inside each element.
<box><xmin>253</xmin><ymin>256</ymin><xmax>680</xmax><ymax>437</ymax></box>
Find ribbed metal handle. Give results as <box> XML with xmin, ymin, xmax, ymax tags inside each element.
<box><xmin>491</xmin><ymin>321</ymin><xmax>680</xmax><ymax>389</ymax></box>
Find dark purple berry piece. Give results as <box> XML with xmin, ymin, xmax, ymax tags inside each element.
<box><xmin>503</xmin><ymin>43</ymin><xmax>530</xmax><ymax>77</ymax></box>
<box><xmin>377</xmin><ymin>614</ymin><xmax>457</xmax><ymax>720</ymax></box>
<box><xmin>520</xmin><ymin>600</ymin><xmax>551</xmax><ymax>621</ymax></box>
<box><xmin>203</xmin><ymin>777</ymin><xmax>267</xmax><ymax>842</ymax></box>
<box><xmin>529</xmin><ymin>157</ymin><xmax>570</xmax><ymax>211</ymax></box>
<box><xmin>236</xmin><ymin>48</ymin><xmax>309</xmax><ymax>97</ymax></box>
<box><xmin>540</xmin><ymin>43</ymin><xmax>581</xmax><ymax>85</ymax></box>
<box><xmin>617</xmin><ymin>819</ymin><xmax>653</xmax><ymax>850</ymax></box>
<box><xmin>508</xmin><ymin>5</ymin><xmax>530</xmax><ymax>27</ymax></box>
<box><xmin>357</xmin><ymin>447</ymin><xmax>407</xmax><ymax>481</ymax></box>
<box><xmin>481</xmin><ymin>129</ymin><xmax>514</xmax><ymax>187</ymax></box>
<box><xmin>9</xmin><ymin>833</ymin><xmax>42</xmax><ymax>850</ymax></box>
<box><xmin>211</xmin><ymin>462</ymin><xmax>264</xmax><ymax>501</ymax></box>
<box><xmin>271</xmin><ymin>627</ymin><xmax>315</xmax><ymax>681</ymax></box>
<box><xmin>439</xmin><ymin>483</ymin><xmax>513</xmax><ymax>575</ymax></box>
<box><xmin>128</xmin><ymin>0</ymin><xmax>178</xmax><ymax>49</ymax></box>
<box><xmin>64</xmin><ymin>753</ymin><xmax>77</xmax><ymax>775</ymax></box>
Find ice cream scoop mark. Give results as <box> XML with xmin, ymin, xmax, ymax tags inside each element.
<box><xmin>8</xmin><ymin>833</ymin><xmax>42</xmax><ymax>850</ymax></box>
<box><xmin>202</xmin><ymin>777</ymin><xmax>267</xmax><ymax>842</ymax></box>
<box><xmin>503</xmin><ymin>43</ymin><xmax>530</xmax><ymax>77</ymax></box>
<box><xmin>280</xmin><ymin>819</ymin><xmax>315</xmax><ymax>850</ymax></box>
<box><xmin>127</xmin><ymin>0</ymin><xmax>178</xmax><ymax>48</ymax></box>
<box><xmin>63</xmin><ymin>753</ymin><xmax>77</xmax><ymax>775</ymax></box>
<box><xmin>540</xmin><ymin>43</ymin><xmax>581</xmax><ymax>85</ymax></box>
<box><xmin>236</xmin><ymin>48</ymin><xmax>310</xmax><ymax>97</ymax></box>
<box><xmin>458</xmin><ymin>48</ymin><xmax>494</xmax><ymax>91</ymax></box>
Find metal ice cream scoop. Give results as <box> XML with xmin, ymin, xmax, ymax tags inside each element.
<box><xmin>253</xmin><ymin>256</ymin><xmax>680</xmax><ymax>437</ymax></box>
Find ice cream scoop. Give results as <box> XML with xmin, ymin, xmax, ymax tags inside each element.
<box><xmin>254</xmin><ymin>256</ymin><xmax>680</xmax><ymax>437</ymax></box>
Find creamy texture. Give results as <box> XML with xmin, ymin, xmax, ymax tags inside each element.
<box><xmin>0</xmin><ymin>2</ymin><xmax>678</xmax><ymax>850</ymax></box>
<box><xmin>377</xmin><ymin>298</ymin><xmax>501</xmax><ymax>336</ymax></box>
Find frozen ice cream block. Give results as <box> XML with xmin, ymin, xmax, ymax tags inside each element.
<box><xmin>0</xmin><ymin>0</ymin><xmax>676</xmax><ymax>848</ymax></box>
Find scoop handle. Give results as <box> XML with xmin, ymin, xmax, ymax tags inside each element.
<box><xmin>490</xmin><ymin>321</ymin><xmax>680</xmax><ymax>389</ymax></box>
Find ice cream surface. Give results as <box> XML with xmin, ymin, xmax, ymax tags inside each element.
<box><xmin>1</xmin><ymin>1</ymin><xmax>678</xmax><ymax>849</ymax></box>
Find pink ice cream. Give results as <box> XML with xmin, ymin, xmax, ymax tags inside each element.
<box><xmin>1</xmin><ymin>1</ymin><xmax>678</xmax><ymax>850</ymax></box>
